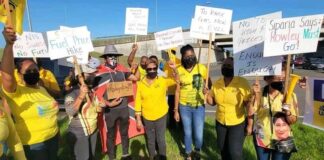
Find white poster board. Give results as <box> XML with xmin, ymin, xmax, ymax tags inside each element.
<box><xmin>125</xmin><ymin>8</ymin><xmax>149</xmax><ymax>35</ymax></box>
<box><xmin>47</xmin><ymin>27</ymin><xmax>93</xmax><ymax>60</ymax></box>
<box><xmin>190</xmin><ymin>18</ymin><xmax>215</xmax><ymax>40</ymax></box>
<box><xmin>154</xmin><ymin>27</ymin><xmax>184</xmax><ymax>51</ymax></box>
<box><xmin>304</xmin><ymin>77</ymin><xmax>324</xmax><ymax>131</ymax></box>
<box><xmin>233</xmin><ymin>12</ymin><xmax>283</xmax><ymax>76</ymax></box>
<box><xmin>193</xmin><ymin>5</ymin><xmax>233</xmax><ymax>35</ymax></box>
<box><xmin>13</xmin><ymin>32</ymin><xmax>49</xmax><ymax>58</ymax></box>
<box><xmin>264</xmin><ymin>14</ymin><xmax>323</xmax><ymax>57</ymax></box>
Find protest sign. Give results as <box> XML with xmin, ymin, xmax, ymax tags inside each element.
<box><xmin>233</xmin><ymin>12</ymin><xmax>282</xmax><ymax>76</ymax></box>
<box><xmin>190</xmin><ymin>18</ymin><xmax>215</xmax><ymax>40</ymax></box>
<box><xmin>304</xmin><ymin>77</ymin><xmax>324</xmax><ymax>131</ymax></box>
<box><xmin>47</xmin><ymin>27</ymin><xmax>93</xmax><ymax>60</ymax></box>
<box><xmin>13</xmin><ymin>32</ymin><xmax>49</xmax><ymax>58</ymax></box>
<box><xmin>125</xmin><ymin>8</ymin><xmax>149</xmax><ymax>35</ymax></box>
<box><xmin>154</xmin><ymin>27</ymin><xmax>184</xmax><ymax>51</ymax></box>
<box><xmin>106</xmin><ymin>81</ymin><xmax>134</xmax><ymax>100</ymax></box>
<box><xmin>193</xmin><ymin>5</ymin><xmax>233</xmax><ymax>35</ymax></box>
<box><xmin>264</xmin><ymin>14</ymin><xmax>323</xmax><ymax>57</ymax></box>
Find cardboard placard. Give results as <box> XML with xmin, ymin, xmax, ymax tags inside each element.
<box><xmin>264</xmin><ymin>14</ymin><xmax>323</xmax><ymax>57</ymax></box>
<box><xmin>154</xmin><ymin>27</ymin><xmax>184</xmax><ymax>51</ymax></box>
<box><xmin>125</xmin><ymin>8</ymin><xmax>149</xmax><ymax>35</ymax></box>
<box><xmin>233</xmin><ymin>12</ymin><xmax>283</xmax><ymax>76</ymax></box>
<box><xmin>106</xmin><ymin>81</ymin><xmax>133</xmax><ymax>100</ymax></box>
<box><xmin>13</xmin><ymin>32</ymin><xmax>49</xmax><ymax>58</ymax></box>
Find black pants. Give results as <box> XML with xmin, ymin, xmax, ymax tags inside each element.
<box><xmin>68</xmin><ymin>130</ymin><xmax>98</xmax><ymax>160</ymax></box>
<box><xmin>23</xmin><ymin>134</ymin><xmax>59</xmax><ymax>160</ymax></box>
<box><xmin>216</xmin><ymin>121</ymin><xmax>245</xmax><ymax>160</ymax></box>
<box><xmin>143</xmin><ymin>114</ymin><xmax>167</xmax><ymax>159</ymax></box>
<box><xmin>105</xmin><ymin>107</ymin><xmax>129</xmax><ymax>160</ymax></box>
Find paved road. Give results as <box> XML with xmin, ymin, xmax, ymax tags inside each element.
<box><xmin>206</xmin><ymin>63</ymin><xmax>324</xmax><ymax>118</ymax></box>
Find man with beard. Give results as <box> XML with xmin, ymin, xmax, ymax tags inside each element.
<box><xmin>173</xmin><ymin>44</ymin><xmax>211</xmax><ymax>160</ymax></box>
<box><xmin>205</xmin><ymin>57</ymin><xmax>252</xmax><ymax>160</ymax></box>
<box><xmin>64</xmin><ymin>64</ymin><xmax>100</xmax><ymax>160</ymax></box>
<box><xmin>95</xmin><ymin>45</ymin><xmax>138</xmax><ymax>160</ymax></box>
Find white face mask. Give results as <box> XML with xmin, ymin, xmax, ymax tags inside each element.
<box><xmin>108</xmin><ymin>56</ymin><xmax>117</xmax><ymax>67</ymax></box>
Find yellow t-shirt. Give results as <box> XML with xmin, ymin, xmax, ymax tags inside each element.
<box><xmin>178</xmin><ymin>64</ymin><xmax>207</xmax><ymax>106</ymax></box>
<box><xmin>138</xmin><ymin>66</ymin><xmax>147</xmax><ymax>80</ymax></box>
<box><xmin>163</xmin><ymin>54</ymin><xmax>181</xmax><ymax>95</ymax></box>
<box><xmin>2</xmin><ymin>85</ymin><xmax>59</xmax><ymax>145</ymax></box>
<box><xmin>14</xmin><ymin>68</ymin><xmax>61</xmax><ymax>92</ymax></box>
<box><xmin>0</xmin><ymin>106</ymin><xmax>26</xmax><ymax>160</ymax></box>
<box><xmin>135</xmin><ymin>77</ymin><xmax>175</xmax><ymax>120</ymax></box>
<box><xmin>210</xmin><ymin>76</ymin><xmax>251</xmax><ymax>126</ymax></box>
<box><xmin>254</xmin><ymin>91</ymin><xmax>298</xmax><ymax>149</ymax></box>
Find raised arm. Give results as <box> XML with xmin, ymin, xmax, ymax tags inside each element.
<box><xmin>127</xmin><ymin>44</ymin><xmax>138</xmax><ymax>67</ymax></box>
<box><xmin>1</xmin><ymin>26</ymin><xmax>17</xmax><ymax>93</ymax></box>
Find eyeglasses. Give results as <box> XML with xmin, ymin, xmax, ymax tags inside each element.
<box><xmin>108</xmin><ymin>56</ymin><xmax>117</xmax><ymax>60</ymax></box>
<box><xmin>146</xmin><ymin>67</ymin><xmax>157</xmax><ymax>71</ymax></box>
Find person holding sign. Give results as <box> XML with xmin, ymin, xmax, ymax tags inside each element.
<box><xmin>205</xmin><ymin>57</ymin><xmax>251</xmax><ymax>160</ymax></box>
<box><xmin>1</xmin><ymin>26</ymin><xmax>59</xmax><ymax>160</ymax></box>
<box><xmin>64</xmin><ymin>63</ymin><xmax>100</xmax><ymax>160</ymax></box>
<box><xmin>174</xmin><ymin>44</ymin><xmax>211</xmax><ymax>160</ymax></box>
<box><xmin>13</xmin><ymin>58</ymin><xmax>62</xmax><ymax>99</ymax></box>
<box><xmin>127</xmin><ymin>43</ymin><xmax>148</xmax><ymax>80</ymax></box>
<box><xmin>249</xmin><ymin>64</ymin><xmax>298</xmax><ymax>160</ymax></box>
<box><xmin>135</xmin><ymin>59</ymin><xmax>178</xmax><ymax>160</ymax></box>
<box><xmin>95</xmin><ymin>45</ymin><xmax>138</xmax><ymax>160</ymax></box>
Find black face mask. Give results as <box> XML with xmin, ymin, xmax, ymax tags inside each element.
<box><xmin>270</xmin><ymin>81</ymin><xmax>284</xmax><ymax>92</ymax></box>
<box><xmin>23</xmin><ymin>72</ymin><xmax>40</xmax><ymax>85</ymax></box>
<box><xmin>147</xmin><ymin>71</ymin><xmax>157</xmax><ymax>79</ymax></box>
<box><xmin>182</xmin><ymin>55</ymin><xmax>197</xmax><ymax>69</ymax></box>
<box><xmin>221</xmin><ymin>67</ymin><xmax>234</xmax><ymax>77</ymax></box>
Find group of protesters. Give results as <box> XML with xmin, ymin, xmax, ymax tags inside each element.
<box><xmin>1</xmin><ymin>25</ymin><xmax>303</xmax><ymax>160</ymax></box>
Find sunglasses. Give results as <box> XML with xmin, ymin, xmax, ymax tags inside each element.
<box><xmin>146</xmin><ymin>67</ymin><xmax>157</xmax><ymax>71</ymax></box>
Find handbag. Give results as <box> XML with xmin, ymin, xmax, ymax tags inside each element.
<box><xmin>268</xmin><ymin>95</ymin><xmax>297</xmax><ymax>153</ymax></box>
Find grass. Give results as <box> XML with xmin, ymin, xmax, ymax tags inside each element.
<box><xmin>57</xmin><ymin>117</ymin><xmax>324</xmax><ymax>160</ymax></box>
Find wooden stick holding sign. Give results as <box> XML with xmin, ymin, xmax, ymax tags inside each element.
<box><xmin>204</xmin><ymin>33</ymin><xmax>213</xmax><ymax>104</ymax></box>
<box><xmin>134</xmin><ymin>35</ymin><xmax>138</xmax><ymax>44</ymax></box>
<box><xmin>4</xmin><ymin>0</ymin><xmax>13</xmax><ymax>27</ymax></box>
<box><xmin>284</xmin><ymin>54</ymin><xmax>292</xmax><ymax>95</ymax></box>
<box><xmin>72</xmin><ymin>56</ymin><xmax>91</xmax><ymax>103</ymax></box>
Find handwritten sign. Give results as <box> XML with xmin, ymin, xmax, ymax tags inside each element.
<box><xmin>233</xmin><ymin>12</ymin><xmax>283</xmax><ymax>76</ymax></box>
<box><xmin>190</xmin><ymin>18</ymin><xmax>215</xmax><ymax>40</ymax></box>
<box><xmin>264</xmin><ymin>14</ymin><xmax>323</xmax><ymax>57</ymax></box>
<box><xmin>193</xmin><ymin>6</ymin><xmax>233</xmax><ymax>35</ymax></box>
<box><xmin>154</xmin><ymin>27</ymin><xmax>184</xmax><ymax>51</ymax></box>
<box><xmin>125</xmin><ymin>8</ymin><xmax>149</xmax><ymax>35</ymax></box>
<box><xmin>106</xmin><ymin>81</ymin><xmax>134</xmax><ymax>100</ymax></box>
<box><xmin>47</xmin><ymin>27</ymin><xmax>93</xmax><ymax>60</ymax></box>
<box><xmin>13</xmin><ymin>32</ymin><xmax>49</xmax><ymax>58</ymax></box>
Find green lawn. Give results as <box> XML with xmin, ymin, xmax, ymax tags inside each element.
<box><xmin>57</xmin><ymin>117</ymin><xmax>324</xmax><ymax>160</ymax></box>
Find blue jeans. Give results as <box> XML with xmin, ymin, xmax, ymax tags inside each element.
<box><xmin>253</xmin><ymin>134</ymin><xmax>291</xmax><ymax>160</ymax></box>
<box><xmin>23</xmin><ymin>134</ymin><xmax>59</xmax><ymax>160</ymax></box>
<box><xmin>179</xmin><ymin>104</ymin><xmax>205</xmax><ymax>154</ymax></box>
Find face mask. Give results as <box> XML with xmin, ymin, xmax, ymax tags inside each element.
<box><xmin>106</xmin><ymin>56</ymin><xmax>117</xmax><ymax>69</ymax></box>
<box><xmin>147</xmin><ymin>71</ymin><xmax>157</xmax><ymax>79</ymax></box>
<box><xmin>181</xmin><ymin>55</ymin><xmax>197</xmax><ymax>69</ymax></box>
<box><xmin>221</xmin><ymin>67</ymin><xmax>234</xmax><ymax>77</ymax></box>
<box><xmin>270</xmin><ymin>81</ymin><xmax>284</xmax><ymax>92</ymax></box>
<box><xmin>23</xmin><ymin>72</ymin><xmax>40</xmax><ymax>85</ymax></box>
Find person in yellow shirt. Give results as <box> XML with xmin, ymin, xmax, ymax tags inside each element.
<box><xmin>2</xmin><ymin>26</ymin><xmax>59</xmax><ymax>160</ymax></box>
<box><xmin>127</xmin><ymin>43</ymin><xmax>148</xmax><ymax>80</ymax></box>
<box><xmin>173</xmin><ymin>44</ymin><xmax>211</xmax><ymax>160</ymax></box>
<box><xmin>0</xmin><ymin>106</ymin><xmax>26</xmax><ymax>160</ymax></box>
<box><xmin>249</xmin><ymin>64</ymin><xmax>298</xmax><ymax>160</ymax></box>
<box><xmin>135</xmin><ymin>59</ymin><xmax>177</xmax><ymax>160</ymax></box>
<box><xmin>14</xmin><ymin>58</ymin><xmax>62</xmax><ymax>98</ymax></box>
<box><xmin>206</xmin><ymin>57</ymin><xmax>251</xmax><ymax>160</ymax></box>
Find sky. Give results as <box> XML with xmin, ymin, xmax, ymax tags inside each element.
<box><xmin>0</xmin><ymin>0</ymin><xmax>323</xmax><ymax>46</ymax></box>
